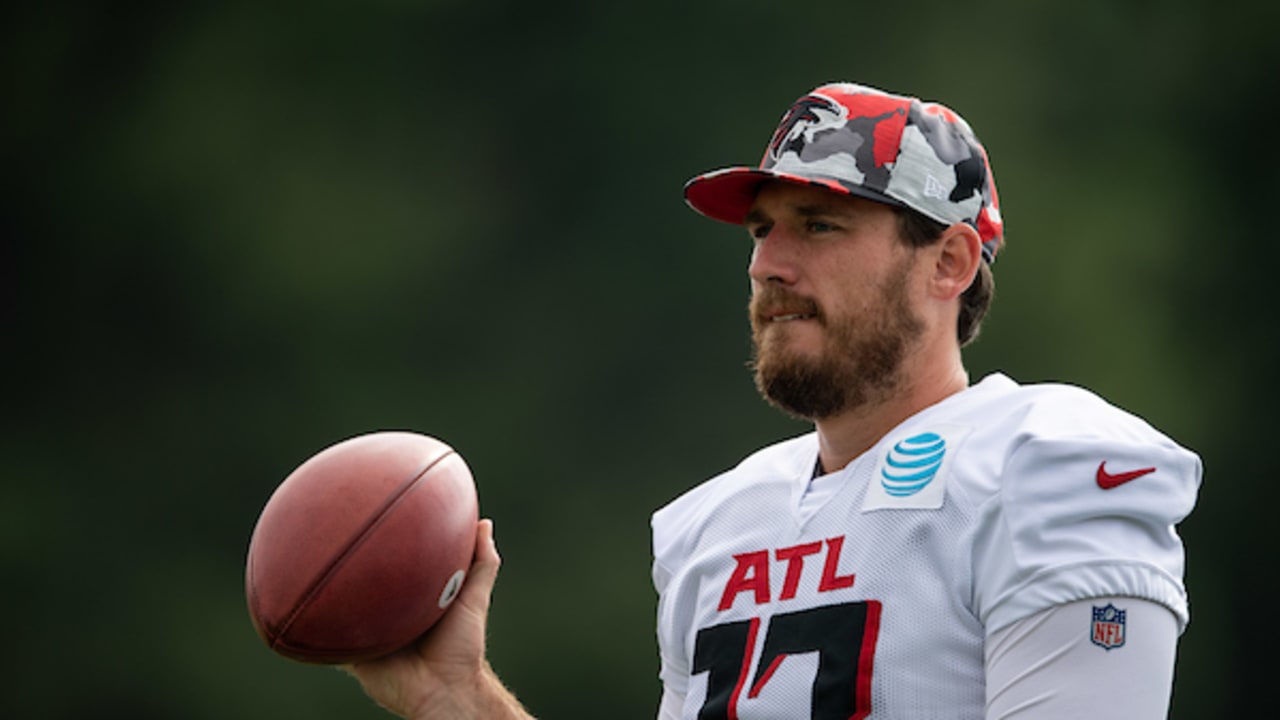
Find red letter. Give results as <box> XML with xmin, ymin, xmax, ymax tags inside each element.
<box><xmin>818</xmin><ymin>536</ymin><xmax>856</xmax><ymax>592</ymax></box>
<box><xmin>775</xmin><ymin>542</ymin><xmax>823</xmax><ymax>600</ymax></box>
<box><xmin>719</xmin><ymin>550</ymin><xmax>771</xmax><ymax>611</ymax></box>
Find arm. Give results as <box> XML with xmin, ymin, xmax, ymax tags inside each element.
<box><xmin>985</xmin><ymin>596</ymin><xmax>1177</xmax><ymax>720</ymax></box>
<box><xmin>344</xmin><ymin>520</ymin><xmax>535</xmax><ymax>720</ymax></box>
<box><xmin>970</xmin><ymin>422</ymin><xmax>1199</xmax><ymax>719</ymax></box>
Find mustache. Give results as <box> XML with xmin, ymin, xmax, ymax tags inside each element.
<box><xmin>750</xmin><ymin>286</ymin><xmax>823</xmax><ymax>325</ymax></box>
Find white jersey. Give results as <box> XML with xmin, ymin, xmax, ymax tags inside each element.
<box><xmin>651</xmin><ymin>373</ymin><xmax>1201</xmax><ymax>719</ymax></box>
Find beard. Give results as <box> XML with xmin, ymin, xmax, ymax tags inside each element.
<box><xmin>749</xmin><ymin>268</ymin><xmax>924</xmax><ymax>421</ymax></box>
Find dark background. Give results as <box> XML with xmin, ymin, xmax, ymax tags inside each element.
<box><xmin>5</xmin><ymin>1</ymin><xmax>1274</xmax><ymax>717</ymax></box>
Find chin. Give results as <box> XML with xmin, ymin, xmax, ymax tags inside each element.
<box><xmin>752</xmin><ymin>320</ymin><xmax>831</xmax><ymax>379</ymax></box>
<box><xmin>761</xmin><ymin>320</ymin><xmax>823</xmax><ymax>348</ymax></box>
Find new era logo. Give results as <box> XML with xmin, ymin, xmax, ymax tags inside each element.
<box><xmin>923</xmin><ymin>174</ymin><xmax>947</xmax><ymax>199</ymax></box>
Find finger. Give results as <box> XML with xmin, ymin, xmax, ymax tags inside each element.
<box><xmin>458</xmin><ymin>519</ymin><xmax>500</xmax><ymax>610</ymax></box>
<box><xmin>477</xmin><ymin>518</ymin><xmax>499</xmax><ymax>567</ymax></box>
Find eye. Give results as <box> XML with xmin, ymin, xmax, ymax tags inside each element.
<box><xmin>806</xmin><ymin>220</ymin><xmax>837</xmax><ymax>233</ymax></box>
<box><xmin>749</xmin><ymin>222</ymin><xmax>773</xmax><ymax>240</ymax></box>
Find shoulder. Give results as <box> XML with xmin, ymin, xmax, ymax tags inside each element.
<box><xmin>959</xmin><ymin>375</ymin><xmax>1203</xmax><ymax>632</ymax></box>
<box><xmin>1006</xmin><ymin>379</ymin><xmax>1182</xmax><ymax>445</ymax></box>
<box><xmin>1003</xmin><ymin>378</ymin><xmax>1200</xmax><ymax>488</ymax></box>
<box><xmin>961</xmin><ymin>373</ymin><xmax>1178</xmax><ymax>442</ymax></box>
<box><xmin>954</xmin><ymin>374</ymin><xmax>1201</xmax><ymax>487</ymax></box>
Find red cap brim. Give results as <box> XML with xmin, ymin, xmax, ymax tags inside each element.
<box><xmin>684</xmin><ymin>167</ymin><xmax>903</xmax><ymax>225</ymax></box>
<box><xmin>683</xmin><ymin>168</ymin><xmax>773</xmax><ymax>225</ymax></box>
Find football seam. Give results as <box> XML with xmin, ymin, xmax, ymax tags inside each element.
<box><xmin>269</xmin><ymin>449</ymin><xmax>457</xmax><ymax>652</ymax></box>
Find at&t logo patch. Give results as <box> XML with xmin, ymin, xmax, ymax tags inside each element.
<box><xmin>881</xmin><ymin>432</ymin><xmax>947</xmax><ymax>497</ymax></box>
<box><xmin>862</xmin><ymin>424</ymin><xmax>972</xmax><ymax>512</ymax></box>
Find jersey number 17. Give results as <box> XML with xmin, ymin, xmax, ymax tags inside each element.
<box><xmin>691</xmin><ymin>601</ymin><xmax>881</xmax><ymax>720</ymax></box>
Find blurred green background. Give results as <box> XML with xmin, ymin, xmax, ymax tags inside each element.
<box><xmin>4</xmin><ymin>1</ymin><xmax>1274</xmax><ymax>717</ymax></box>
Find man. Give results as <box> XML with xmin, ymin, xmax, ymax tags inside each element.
<box><xmin>346</xmin><ymin>82</ymin><xmax>1201</xmax><ymax>719</ymax></box>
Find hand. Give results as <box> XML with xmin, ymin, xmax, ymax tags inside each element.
<box><xmin>344</xmin><ymin>520</ymin><xmax>531</xmax><ymax>719</ymax></box>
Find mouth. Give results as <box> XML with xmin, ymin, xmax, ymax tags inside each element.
<box><xmin>751</xmin><ymin>288</ymin><xmax>822</xmax><ymax>328</ymax></box>
<box><xmin>768</xmin><ymin>312</ymin><xmax>818</xmax><ymax>323</ymax></box>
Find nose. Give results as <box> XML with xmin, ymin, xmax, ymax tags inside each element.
<box><xmin>748</xmin><ymin>230</ymin><xmax>800</xmax><ymax>286</ymax></box>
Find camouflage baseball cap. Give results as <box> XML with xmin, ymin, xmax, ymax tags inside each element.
<box><xmin>684</xmin><ymin>82</ymin><xmax>1005</xmax><ymax>262</ymax></box>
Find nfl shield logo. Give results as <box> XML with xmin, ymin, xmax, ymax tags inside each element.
<box><xmin>1091</xmin><ymin>604</ymin><xmax>1127</xmax><ymax>650</ymax></box>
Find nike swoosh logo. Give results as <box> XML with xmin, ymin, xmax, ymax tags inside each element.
<box><xmin>1096</xmin><ymin>462</ymin><xmax>1156</xmax><ymax>489</ymax></box>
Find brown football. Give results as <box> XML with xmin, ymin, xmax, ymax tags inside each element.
<box><xmin>245</xmin><ymin>431</ymin><xmax>478</xmax><ymax>664</ymax></box>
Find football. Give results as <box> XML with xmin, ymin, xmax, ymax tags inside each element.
<box><xmin>245</xmin><ymin>431</ymin><xmax>478</xmax><ymax>664</ymax></box>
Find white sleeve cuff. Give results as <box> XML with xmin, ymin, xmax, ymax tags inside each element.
<box><xmin>984</xmin><ymin>561</ymin><xmax>1189</xmax><ymax>635</ymax></box>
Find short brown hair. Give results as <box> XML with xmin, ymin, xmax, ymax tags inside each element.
<box><xmin>894</xmin><ymin>208</ymin><xmax>995</xmax><ymax>346</ymax></box>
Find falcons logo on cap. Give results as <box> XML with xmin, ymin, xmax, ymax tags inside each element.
<box><xmin>765</xmin><ymin>94</ymin><xmax>847</xmax><ymax>165</ymax></box>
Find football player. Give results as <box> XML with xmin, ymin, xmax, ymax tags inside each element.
<box><xmin>345</xmin><ymin>82</ymin><xmax>1201</xmax><ymax>720</ymax></box>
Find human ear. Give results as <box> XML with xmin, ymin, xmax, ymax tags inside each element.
<box><xmin>931</xmin><ymin>223</ymin><xmax>983</xmax><ymax>301</ymax></box>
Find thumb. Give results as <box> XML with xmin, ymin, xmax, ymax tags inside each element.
<box><xmin>456</xmin><ymin>519</ymin><xmax>501</xmax><ymax>615</ymax></box>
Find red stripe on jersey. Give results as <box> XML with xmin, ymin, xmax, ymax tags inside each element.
<box><xmin>747</xmin><ymin>653</ymin><xmax>785</xmax><ymax>699</ymax></box>
<box><xmin>852</xmin><ymin>601</ymin><xmax>884</xmax><ymax>720</ymax></box>
<box><xmin>727</xmin><ymin>617</ymin><xmax>761</xmax><ymax>720</ymax></box>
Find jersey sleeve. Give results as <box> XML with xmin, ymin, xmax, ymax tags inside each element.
<box><xmin>971</xmin><ymin>429</ymin><xmax>1201</xmax><ymax>634</ymax></box>
<box><xmin>984</xmin><ymin>597</ymin><xmax>1178</xmax><ymax>719</ymax></box>
<box><xmin>652</xmin><ymin>497</ymin><xmax>698</xmax><ymax>698</ymax></box>
<box><xmin>657</xmin><ymin>684</ymin><xmax>686</xmax><ymax>720</ymax></box>
<box><xmin>653</xmin><ymin>554</ymin><xmax>690</xmax><ymax>698</ymax></box>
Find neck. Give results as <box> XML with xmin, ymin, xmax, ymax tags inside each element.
<box><xmin>813</xmin><ymin>347</ymin><xmax>969</xmax><ymax>474</ymax></box>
